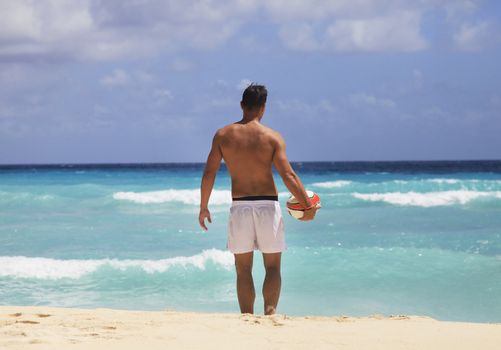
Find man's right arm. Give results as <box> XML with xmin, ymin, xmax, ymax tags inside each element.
<box><xmin>198</xmin><ymin>129</ymin><xmax>223</xmax><ymax>231</ymax></box>
<box><xmin>272</xmin><ymin>132</ymin><xmax>313</xmax><ymax>210</ymax></box>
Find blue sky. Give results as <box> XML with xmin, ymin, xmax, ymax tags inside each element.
<box><xmin>1</xmin><ymin>0</ymin><xmax>500</xmax><ymax>164</ymax></box>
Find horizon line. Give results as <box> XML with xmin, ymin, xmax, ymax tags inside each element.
<box><xmin>1</xmin><ymin>159</ymin><xmax>501</xmax><ymax>167</ymax></box>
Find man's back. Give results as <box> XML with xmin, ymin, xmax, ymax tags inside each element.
<box><xmin>199</xmin><ymin>83</ymin><xmax>319</xmax><ymax>315</ymax></box>
<box><xmin>218</xmin><ymin>120</ymin><xmax>279</xmax><ymax>198</ymax></box>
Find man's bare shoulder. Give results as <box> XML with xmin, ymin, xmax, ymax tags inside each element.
<box><xmin>215</xmin><ymin>123</ymin><xmax>240</xmax><ymax>135</ymax></box>
<box><xmin>213</xmin><ymin>122</ymin><xmax>240</xmax><ymax>137</ymax></box>
<box><xmin>263</xmin><ymin>126</ymin><xmax>285</xmax><ymax>145</ymax></box>
<box><xmin>215</xmin><ymin>123</ymin><xmax>284</xmax><ymax>144</ymax></box>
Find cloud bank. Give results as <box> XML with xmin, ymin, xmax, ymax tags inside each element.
<box><xmin>0</xmin><ymin>0</ymin><xmax>496</xmax><ymax>63</ymax></box>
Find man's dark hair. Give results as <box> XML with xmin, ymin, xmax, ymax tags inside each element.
<box><xmin>241</xmin><ymin>83</ymin><xmax>267</xmax><ymax>110</ymax></box>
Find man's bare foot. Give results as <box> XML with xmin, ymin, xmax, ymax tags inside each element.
<box><xmin>265</xmin><ymin>305</ymin><xmax>276</xmax><ymax>315</ymax></box>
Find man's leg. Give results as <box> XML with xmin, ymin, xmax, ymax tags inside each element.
<box><xmin>234</xmin><ymin>251</ymin><xmax>255</xmax><ymax>314</ymax></box>
<box><xmin>262</xmin><ymin>252</ymin><xmax>282</xmax><ymax>315</ymax></box>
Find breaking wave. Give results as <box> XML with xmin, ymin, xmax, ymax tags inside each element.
<box><xmin>113</xmin><ymin>189</ymin><xmax>291</xmax><ymax>205</ymax></box>
<box><xmin>310</xmin><ymin>181</ymin><xmax>352</xmax><ymax>188</ymax></box>
<box><xmin>352</xmin><ymin>190</ymin><xmax>501</xmax><ymax>207</ymax></box>
<box><xmin>0</xmin><ymin>249</ymin><xmax>234</xmax><ymax>280</ymax></box>
<box><xmin>0</xmin><ymin>191</ymin><xmax>55</xmax><ymax>202</ymax></box>
<box><xmin>113</xmin><ymin>189</ymin><xmax>232</xmax><ymax>205</ymax></box>
<box><xmin>427</xmin><ymin>178</ymin><xmax>461</xmax><ymax>184</ymax></box>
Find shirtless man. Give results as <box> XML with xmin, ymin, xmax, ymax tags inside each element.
<box><xmin>199</xmin><ymin>84</ymin><xmax>320</xmax><ymax>315</ymax></box>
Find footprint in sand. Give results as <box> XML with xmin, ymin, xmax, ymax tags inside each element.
<box><xmin>16</xmin><ymin>320</ymin><xmax>40</xmax><ymax>324</ymax></box>
<box><xmin>9</xmin><ymin>313</ymin><xmax>22</xmax><ymax>317</ymax></box>
<box><xmin>36</xmin><ymin>314</ymin><xmax>51</xmax><ymax>318</ymax></box>
<box><xmin>270</xmin><ymin>318</ymin><xmax>284</xmax><ymax>327</ymax></box>
<box><xmin>336</xmin><ymin>315</ymin><xmax>354</xmax><ymax>322</ymax></box>
<box><xmin>389</xmin><ymin>315</ymin><xmax>410</xmax><ymax>320</ymax></box>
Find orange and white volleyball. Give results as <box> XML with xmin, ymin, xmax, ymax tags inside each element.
<box><xmin>286</xmin><ymin>190</ymin><xmax>321</xmax><ymax>219</ymax></box>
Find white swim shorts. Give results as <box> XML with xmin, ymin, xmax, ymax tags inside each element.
<box><xmin>227</xmin><ymin>198</ymin><xmax>286</xmax><ymax>254</ymax></box>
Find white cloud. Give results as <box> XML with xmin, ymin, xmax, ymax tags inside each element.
<box><xmin>0</xmin><ymin>0</ymin><xmax>253</xmax><ymax>62</ymax></box>
<box><xmin>280</xmin><ymin>11</ymin><xmax>427</xmax><ymax>52</ymax></box>
<box><xmin>0</xmin><ymin>63</ymin><xmax>31</xmax><ymax>84</ymax></box>
<box><xmin>324</xmin><ymin>11</ymin><xmax>427</xmax><ymax>52</ymax></box>
<box><xmin>318</xmin><ymin>100</ymin><xmax>336</xmax><ymax>113</ymax></box>
<box><xmin>279</xmin><ymin>23</ymin><xmax>320</xmax><ymax>51</ymax></box>
<box><xmin>422</xmin><ymin>106</ymin><xmax>448</xmax><ymax>122</ymax></box>
<box><xmin>350</xmin><ymin>93</ymin><xmax>396</xmax><ymax>109</ymax></box>
<box><xmin>268</xmin><ymin>1</ymin><xmax>495</xmax><ymax>53</ymax></box>
<box><xmin>99</xmin><ymin>68</ymin><xmax>157</xmax><ymax>87</ymax></box>
<box><xmin>0</xmin><ymin>1</ymin><xmax>44</xmax><ymax>40</ymax></box>
<box><xmin>152</xmin><ymin>88</ymin><xmax>174</xmax><ymax>107</ymax></box>
<box><xmin>264</xmin><ymin>0</ymin><xmax>389</xmax><ymax>21</ymax></box>
<box><xmin>444</xmin><ymin>1</ymin><xmax>478</xmax><ymax>21</ymax></box>
<box><xmin>135</xmin><ymin>71</ymin><xmax>154</xmax><ymax>83</ymax></box>
<box><xmin>239</xmin><ymin>35</ymin><xmax>268</xmax><ymax>52</ymax></box>
<box><xmin>0</xmin><ymin>1</ymin><xmax>93</xmax><ymax>60</ymax></box>
<box><xmin>0</xmin><ymin>0</ymin><xmax>496</xmax><ymax>62</ymax></box>
<box><xmin>268</xmin><ymin>1</ymin><xmax>429</xmax><ymax>52</ymax></box>
<box><xmin>154</xmin><ymin>89</ymin><xmax>173</xmax><ymax>100</ymax></box>
<box><xmin>215</xmin><ymin>79</ymin><xmax>230</xmax><ymax>88</ymax></box>
<box><xmin>236</xmin><ymin>79</ymin><xmax>252</xmax><ymax>90</ymax></box>
<box><xmin>453</xmin><ymin>21</ymin><xmax>495</xmax><ymax>51</ymax></box>
<box><xmin>443</xmin><ymin>1</ymin><xmax>499</xmax><ymax>52</ymax></box>
<box><xmin>100</xmin><ymin>69</ymin><xmax>129</xmax><ymax>87</ymax></box>
<box><xmin>276</xmin><ymin>99</ymin><xmax>337</xmax><ymax>119</ymax></box>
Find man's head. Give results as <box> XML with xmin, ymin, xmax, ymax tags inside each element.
<box><xmin>241</xmin><ymin>84</ymin><xmax>267</xmax><ymax>116</ymax></box>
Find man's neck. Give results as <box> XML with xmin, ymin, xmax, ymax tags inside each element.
<box><xmin>240</xmin><ymin>114</ymin><xmax>261</xmax><ymax>124</ymax></box>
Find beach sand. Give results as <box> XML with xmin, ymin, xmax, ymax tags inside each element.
<box><xmin>1</xmin><ymin>306</ymin><xmax>500</xmax><ymax>349</ymax></box>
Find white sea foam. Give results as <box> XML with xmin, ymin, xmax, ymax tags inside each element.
<box><xmin>393</xmin><ymin>179</ymin><xmax>460</xmax><ymax>185</ymax></box>
<box><xmin>113</xmin><ymin>189</ymin><xmax>291</xmax><ymax>205</ymax></box>
<box><xmin>113</xmin><ymin>189</ymin><xmax>232</xmax><ymax>205</ymax></box>
<box><xmin>394</xmin><ymin>178</ymin><xmax>501</xmax><ymax>185</ymax></box>
<box><xmin>0</xmin><ymin>249</ymin><xmax>234</xmax><ymax>279</ymax></box>
<box><xmin>427</xmin><ymin>178</ymin><xmax>460</xmax><ymax>184</ymax></box>
<box><xmin>310</xmin><ymin>180</ymin><xmax>352</xmax><ymax>188</ymax></box>
<box><xmin>352</xmin><ymin>190</ymin><xmax>501</xmax><ymax>207</ymax></box>
<box><xmin>0</xmin><ymin>191</ymin><xmax>55</xmax><ymax>201</ymax></box>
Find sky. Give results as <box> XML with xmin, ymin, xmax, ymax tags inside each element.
<box><xmin>1</xmin><ymin>0</ymin><xmax>500</xmax><ymax>164</ymax></box>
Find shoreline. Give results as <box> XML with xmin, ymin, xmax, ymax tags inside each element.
<box><xmin>1</xmin><ymin>306</ymin><xmax>500</xmax><ymax>349</ymax></box>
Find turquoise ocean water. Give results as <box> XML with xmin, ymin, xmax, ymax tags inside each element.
<box><xmin>1</xmin><ymin>161</ymin><xmax>500</xmax><ymax>323</ymax></box>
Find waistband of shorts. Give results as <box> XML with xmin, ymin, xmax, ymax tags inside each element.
<box><xmin>231</xmin><ymin>200</ymin><xmax>280</xmax><ymax>207</ymax></box>
<box><xmin>232</xmin><ymin>195</ymin><xmax>278</xmax><ymax>201</ymax></box>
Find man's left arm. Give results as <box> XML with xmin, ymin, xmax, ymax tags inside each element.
<box><xmin>199</xmin><ymin>130</ymin><xmax>222</xmax><ymax>231</ymax></box>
